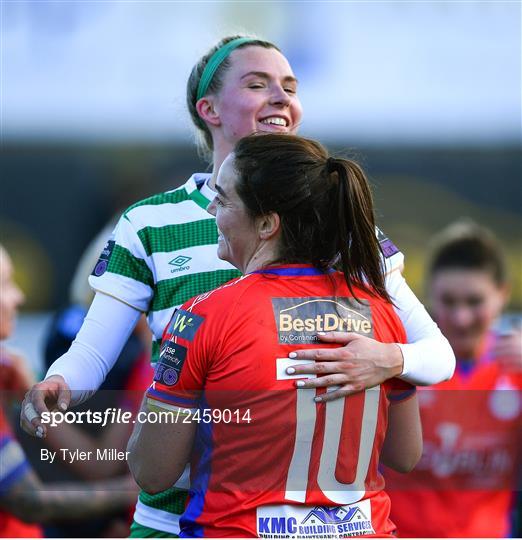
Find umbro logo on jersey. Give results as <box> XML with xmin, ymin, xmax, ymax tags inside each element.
<box><xmin>169</xmin><ymin>255</ymin><xmax>191</xmax><ymax>266</ymax></box>
<box><xmin>169</xmin><ymin>255</ymin><xmax>191</xmax><ymax>273</ymax></box>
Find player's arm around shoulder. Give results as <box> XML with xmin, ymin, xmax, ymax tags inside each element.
<box><xmin>286</xmin><ymin>267</ymin><xmax>456</xmax><ymax>399</ymax></box>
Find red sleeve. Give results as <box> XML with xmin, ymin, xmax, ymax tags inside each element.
<box><xmin>146</xmin><ymin>299</ymin><xmax>214</xmax><ymax>412</ymax></box>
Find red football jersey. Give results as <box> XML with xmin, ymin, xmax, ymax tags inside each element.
<box><xmin>0</xmin><ymin>357</ymin><xmax>42</xmax><ymax>538</ymax></box>
<box><xmin>147</xmin><ymin>265</ymin><xmax>414</xmax><ymax>538</ymax></box>
<box><xmin>385</xmin><ymin>332</ymin><xmax>522</xmax><ymax>537</ymax></box>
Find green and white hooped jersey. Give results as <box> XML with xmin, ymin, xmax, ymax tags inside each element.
<box><xmin>89</xmin><ymin>174</ymin><xmax>240</xmax><ymax>535</ymax></box>
<box><xmin>89</xmin><ymin>173</ymin><xmax>240</xmax><ymax>366</ymax></box>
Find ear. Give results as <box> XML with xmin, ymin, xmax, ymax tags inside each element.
<box><xmin>195</xmin><ymin>97</ymin><xmax>221</xmax><ymax>127</ymax></box>
<box><xmin>257</xmin><ymin>212</ymin><xmax>281</xmax><ymax>241</ymax></box>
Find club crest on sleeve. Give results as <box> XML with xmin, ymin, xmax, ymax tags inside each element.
<box><xmin>91</xmin><ymin>240</ymin><xmax>115</xmax><ymax>277</ymax></box>
<box><xmin>376</xmin><ymin>227</ymin><xmax>399</xmax><ymax>259</ymax></box>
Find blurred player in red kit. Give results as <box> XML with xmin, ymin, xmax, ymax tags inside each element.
<box><xmin>385</xmin><ymin>220</ymin><xmax>522</xmax><ymax>537</ymax></box>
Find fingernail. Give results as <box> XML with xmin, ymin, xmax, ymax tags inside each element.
<box><xmin>286</xmin><ymin>367</ymin><xmax>295</xmax><ymax>374</ymax></box>
<box><xmin>314</xmin><ymin>396</ymin><xmax>322</xmax><ymax>403</ymax></box>
<box><xmin>296</xmin><ymin>381</ymin><xmax>305</xmax><ymax>387</ymax></box>
<box><xmin>317</xmin><ymin>332</ymin><xmax>326</xmax><ymax>336</ymax></box>
<box><xmin>35</xmin><ymin>427</ymin><xmax>44</xmax><ymax>438</ymax></box>
<box><xmin>288</xmin><ymin>352</ymin><xmax>297</xmax><ymax>359</ymax></box>
<box><xmin>59</xmin><ymin>402</ymin><xmax>67</xmax><ymax>411</ymax></box>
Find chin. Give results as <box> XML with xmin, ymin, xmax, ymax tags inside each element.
<box><xmin>453</xmin><ymin>339</ymin><xmax>481</xmax><ymax>360</ymax></box>
<box><xmin>216</xmin><ymin>246</ymin><xmax>231</xmax><ymax>264</ymax></box>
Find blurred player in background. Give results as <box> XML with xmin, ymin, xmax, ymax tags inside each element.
<box><xmin>22</xmin><ymin>35</ymin><xmax>454</xmax><ymax>537</ymax></box>
<box><xmin>128</xmin><ymin>134</ymin><xmax>422</xmax><ymax>537</ymax></box>
<box><xmin>385</xmin><ymin>220</ymin><xmax>522</xmax><ymax>537</ymax></box>
<box><xmin>0</xmin><ymin>245</ymin><xmax>137</xmax><ymax>537</ymax></box>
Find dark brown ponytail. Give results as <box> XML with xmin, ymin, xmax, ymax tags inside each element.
<box><xmin>328</xmin><ymin>158</ymin><xmax>390</xmax><ymax>302</ymax></box>
<box><xmin>233</xmin><ymin>134</ymin><xmax>391</xmax><ymax>303</ymax></box>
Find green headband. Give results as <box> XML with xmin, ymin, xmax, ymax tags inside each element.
<box><xmin>196</xmin><ymin>37</ymin><xmax>257</xmax><ymax>101</ymax></box>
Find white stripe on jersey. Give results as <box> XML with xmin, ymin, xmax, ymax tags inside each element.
<box><xmin>125</xmin><ymin>199</ymin><xmax>213</xmax><ymax>230</ymax></box>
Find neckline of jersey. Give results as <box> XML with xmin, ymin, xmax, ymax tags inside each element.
<box><xmin>185</xmin><ymin>173</ymin><xmax>212</xmax><ymax>211</ymax></box>
<box><xmin>250</xmin><ymin>264</ymin><xmax>335</xmax><ymax>277</ymax></box>
<box><xmin>455</xmin><ymin>331</ymin><xmax>496</xmax><ymax>379</ymax></box>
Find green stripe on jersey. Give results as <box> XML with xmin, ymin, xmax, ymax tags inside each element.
<box><xmin>124</xmin><ymin>189</ymin><xmax>191</xmax><ymax>216</ymax></box>
<box><xmin>129</xmin><ymin>521</ymin><xmax>177</xmax><ymax>538</ymax></box>
<box><xmin>190</xmin><ymin>187</ymin><xmax>212</xmax><ymax>210</ymax></box>
<box><xmin>139</xmin><ymin>488</ymin><xmax>187</xmax><ymax>515</ymax></box>
<box><xmin>152</xmin><ymin>339</ymin><xmax>161</xmax><ymax>363</ymax></box>
<box><xmin>152</xmin><ymin>269</ymin><xmax>240</xmax><ymax>313</ymax></box>
<box><xmin>107</xmin><ymin>245</ymin><xmax>154</xmax><ymax>287</ymax></box>
<box><xmin>138</xmin><ymin>219</ymin><xmax>218</xmax><ymax>257</ymax></box>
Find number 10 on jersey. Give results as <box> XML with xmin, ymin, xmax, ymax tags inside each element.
<box><xmin>276</xmin><ymin>358</ymin><xmax>380</xmax><ymax>506</ymax></box>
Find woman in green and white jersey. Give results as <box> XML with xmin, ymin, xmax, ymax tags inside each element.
<box><xmin>22</xmin><ymin>35</ymin><xmax>455</xmax><ymax>537</ymax></box>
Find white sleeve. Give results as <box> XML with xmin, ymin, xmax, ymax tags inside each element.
<box><xmin>88</xmin><ymin>211</ymin><xmax>154</xmax><ymax>312</ymax></box>
<box><xmin>45</xmin><ymin>292</ymin><xmax>142</xmax><ymax>405</ymax></box>
<box><xmin>385</xmin><ymin>268</ymin><xmax>456</xmax><ymax>385</ymax></box>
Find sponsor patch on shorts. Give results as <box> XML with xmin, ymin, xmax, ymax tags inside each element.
<box><xmin>154</xmin><ymin>341</ymin><xmax>187</xmax><ymax>386</ymax></box>
<box><xmin>257</xmin><ymin>500</ymin><xmax>375</xmax><ymax>538</ymax></box>
<box><xmin>376</xmin><ymin>227</ymin><xmax>399</xmax><ymax>259</ymax></box>
<box><xmin>91</xmin><ymin>240</ymin><xmax>115</xmax><ymax>277</ymax></box>
<box><xmin>272</xmin><ymin>297</ymin><xmax>373</xmax><ymax>344</ymax></box>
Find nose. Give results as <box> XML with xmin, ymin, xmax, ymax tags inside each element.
<box><xmin>450</xmin><ymin>306</ymin><xmax>474</xmax><ymax>329</ymax></box>
<box><xmin>270</xmin><ymin>84</ymin><xmax>291</xmax><ymax>107</ymax></box>
<box><xmin>207</xmin><ymin>198</ymin><xmax>217</xmax><ymax>216</ymax></box>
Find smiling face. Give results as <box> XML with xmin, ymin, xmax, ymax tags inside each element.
<box><xmin>208</xmin><ymin>46</ymin><xmax>302</xmax><ymax>152</ymax></box>
<box><xmin>0</xmin><ymin>246</ymin><xmax>25</xmax><ymax>340</ymax></box>
<box><xmin>429</xmin><ymin>268</ymin><xmax>507</xmax><ymax>359</ymax></box>
<box><xmin>207</xmin><ymin>154</ymin><xmax>263</xmax><ymax>273</ymax></box>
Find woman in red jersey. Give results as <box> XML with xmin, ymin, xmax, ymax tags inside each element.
<box><xmin>385</xmin><ymin>221</ymin><xmax>522</xmax><ymax>538</ymax></box>
<box><xmin>128</xmin><ymin>134</ymin><xmax>423</xmax><ymax>538</ymax></box>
